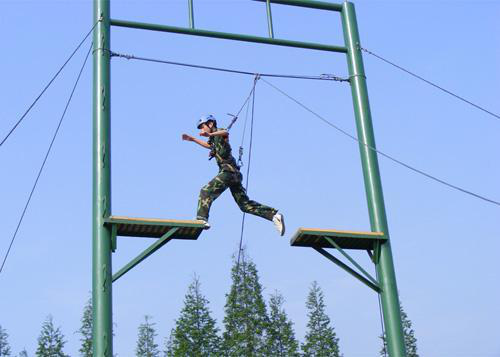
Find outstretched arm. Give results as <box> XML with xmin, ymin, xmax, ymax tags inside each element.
<box><xmin>200</xmin><ymin>130</ymin><xmax>228</xmax><ymax>138</ymax></box>
<box><xmin>182</xmin><ymin>134</ymin><xmax>210</xmax><ymax>149</ymax></box>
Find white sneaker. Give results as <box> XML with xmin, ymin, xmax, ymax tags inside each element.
<box><xmin>197</xmin><ymin>218</ymin><xmax>211</xmax><ymax>230</ymax></box>
<box><xmin>272</xmin><ymin>213</ymin><xmax>285</xmax><ymax>236</ymax></box>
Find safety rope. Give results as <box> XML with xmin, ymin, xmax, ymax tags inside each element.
<box><xmin>359</xmin><ymin>46</ymin><xmax>500</xmax><ymax>121</ymax></box>
<box><xmin>236</xmin><ymin>76</ymin><xmax>259</xmax><ymax>270</ymax></box>
<box><xmin>227</xmin><ymin>75</ymin><xmax>260</xmax><ymax>131</ymax></box>
<box><xmin>0</xmin><ymin>20</ymin><xmax>99</xmax><ymax>148</ymax></box>
<box><xmin>260</xmin><ymin>77</ymin><xmax>500</xmax><ymax>208</ymax></box>
<box><xmin>237</xmin><ymin>86</ymin><xmax>253</xmax><ymax>168</ymax></box>
<box><xmin>376</xmin><ymin>268</ymin><xmax>388</xmax><ymax>357</ymax></box>
<box><xmin>0</xmin><ymin>43</ymin><xmax>93</xmax><ymax>275</ymax></box>
<box><xmin>110</xmin><ymin>50</ymin><xmax>348</xmax><ymax>82</ymax></box>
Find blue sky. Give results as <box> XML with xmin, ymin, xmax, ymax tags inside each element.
<box><xmin>1</xmin><ymin>0</ymin><xmax>499</xmax><ymax>356</ymax></box>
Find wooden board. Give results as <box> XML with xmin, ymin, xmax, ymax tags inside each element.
<box><xmin>290</xmin><ymin>228</ymin><xmax>386</xmax><ymax>250</ymax></box>
<box><xmin>105</xmin><ymin>216</ymin><xmax>206</xmax><ymax>240</ymax></box>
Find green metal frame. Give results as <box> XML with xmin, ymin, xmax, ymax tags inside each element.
<box><xmin>110</xmin><ymin>19</ymin><xmax>347</xmax><ymax>53</ymax></box>
<box><xmin>92</xmin><ymin>0</ymin><xmax>406</xmax><ymax>356</ymax></box>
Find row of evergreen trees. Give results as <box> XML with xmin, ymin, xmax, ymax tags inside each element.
<box><xmin>0</xmin><ymin>250</ymin><xmax>418</xmax><ymax>356</ymax></box>
<box><xmin>164</xmin><ymin>251</ymin><xmax>340</xmax><ymax>357</ymax></box>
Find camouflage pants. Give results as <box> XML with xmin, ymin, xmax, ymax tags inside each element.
<box><xmin>197</xmin><ymin>170</ymin><xmax>277</xmax><ymax>221</ymax></box>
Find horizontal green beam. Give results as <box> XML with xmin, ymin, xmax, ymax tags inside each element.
<box><xmin>314</xmin><ymin>247</ymin><xmax>380</xmax><ymax>293</ymax></box>
<box><xmin>112</xmin><ymin>227</ymin><xmax>179</xmax><ymax>283</ymax></box>
<box><xmin>110</xmin><ymin>19</ymin><xmax>347</xmax><ymax>54</ymax></box>
<box><xmin>252</xmin><ymin>0</ymin><xmax>342</xmax><ymax>12</ymax></box>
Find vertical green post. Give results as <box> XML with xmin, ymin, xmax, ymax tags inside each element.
<box><xmin>93</xmin><ymin>0</ymin><xmax>113</xmax><ymax>356</ymax></box>
<box><xmin>341</xmin><ymin>2</ymin><xmax>406</xmax><ymax>356</ymax></box>
<box><xmin>188</xmin><ymin>0</ymin><xmax>195</xmax><ymax>29</ymax></box>
<box><xmin>266</xmin><ymin>0</ymin><xmax>275</xmax><ymax>38</ymax></box>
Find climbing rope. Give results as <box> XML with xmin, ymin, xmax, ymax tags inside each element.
<box><xmin>110</xmin><ymin>50</ymin><xmax>348</xmax><ymax>82</ymax></box>
<box><xmin>0</xmin><ymin>20</ymin><xmax>99</xmax><ymax>148</ymax></box>
<box><xmin>359</xmin><ymin>46</ymin><xmax>500</xmax><ymax>121</ymax></box>
<box><xmin>260</xmin><ymin>77</ymin><xmax>500</xmax><ymax>208</ymax></box>
<box><xmin>0</xmin><ymin>43</ymin><xmax>93</xmax><ymax>275</ymax></box>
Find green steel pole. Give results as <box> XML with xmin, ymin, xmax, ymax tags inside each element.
<box><xmin>93</xmin><ymin>0</ymin><xmax>113</xmax><ymax>356</ymax></box>
<box><xmin>188</xmin><ymin>0</ymin><xmax>195</xmax><ymax>29</ymax></box>
<box><xmin>266</xmin><ymin>0</ymin><xmax>275</xmax><ymax>38</ymax></box>
<box><xmin>340</xmin><ymin>2</ymin><xmax>406</xmax><ymax>356</ymax></box>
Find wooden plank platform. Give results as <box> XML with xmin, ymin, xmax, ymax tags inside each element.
<box><xmin>290</xmin><ymin>228</ymin><xmax>386</xmax><ymax>250</ymax></box>
<box><xmin>104</xmin><ymin>216</ymin><xmax>205</xmax><ymax>240</ymax></box>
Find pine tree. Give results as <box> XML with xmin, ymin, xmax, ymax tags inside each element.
<box><xmin>380</xmin><ymin>301</ymin><xmax>419</xmax><ymax>357</ymax></box>
<box><xmin>35</xmin><ymin>315</ymin><xmax>69</xmax><ymax>357</ymax></box>
<box><xmin>136</xmin><ymin>316</ymin><xmax>160</xmax><ymax>357</ymax></box>
<box><xmin>163</xmin><ymin>330</ymin><xmax>174</xmax><ymax>357</ymax></box>
<box><xmin>18</xmin><ymin>350</ymin><xmax>28</xmax><ymax>357</ymax></box>
<box><xmin>78</xmin><ymin>298</ymin><xmax>92</xmax><ymax>357</ymax></box>
<box><xmin>165</xmin><ymin>276</ymin><xmax>221</xmax><ymax>356</ymax></box>
<box><xmin>222</xmin><ymin>250</ymin><xmax>269</xmax><ymax>356</ymax></box>
<box><xmin>301</xmin><ymin>281</ymin><xmax>341</xmax><ymax>357</ymax></box>
<box><xmin>0</xmin><ymin>325</ymin><xmax>11</xmax><ymax>356</ymax></box>
<box><xmin>265</xmin><ymin>292</ymin><xmax>299</xmax><ymax>357</ymax></box>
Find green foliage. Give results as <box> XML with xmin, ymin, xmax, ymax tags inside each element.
<box><xmin>301</xmin><ymin>282</ymin><xmax>341</xmax><ymax>357</ymax></box>
<box><xmin>78</xmin><ymin>298</ymin><xmax>92</xmax><ymax>357</ymax></box>
<box><xmin>380</xmin><ymin>301</ymin><xmax>419</xmax><ymax>357</ymax></box>
<box><xmin>136</xmin><ymin>316</ymin><xmax>160</xmax><ymax>357</ymax></box>
<box><xmin>35</xmin><ymin>316</ymin><xmax>69</xmax><ymax>357</ymax></box>
<box><xmin>265</xmin><ymin>292</ymin><xmax>299</xmax><ymax>357</ymax></box>
<box><xmin>165</xmin><ymin>277</ymin><xmax>220</xmax><ymax>357</ymax></box>
<box><xmin>222</xmin><ymin>250</ymin><xmax>269</xmax><ymax>356</ymax></box>
<box><xmin>0</xmin><ymin>325</ymin><xmax>11</xmax><ymax>356</ymax></box>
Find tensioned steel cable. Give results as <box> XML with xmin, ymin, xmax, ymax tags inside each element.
<box><xmin>0</xmin><ymin>20</ymin><xmax>99</xmax><ymax>148</ymax></box>
<box><xmin>0</xmin><ymin>44</ymin><xmax>93</xmax><ymax>275</ymax></box>
<box><xmin>360</xmin><ymin>46</ymin><xmax>500</xmax><ymax>121</ymax></box>
<box><xmin>110</xmin><ymin>50</ymin><xmax>348</xmax><ymax>82</ymax></box>
<box><xmin>261</xmin><ymin>77</ymin><xmax>500</xmax><ymax>208</ymax></box>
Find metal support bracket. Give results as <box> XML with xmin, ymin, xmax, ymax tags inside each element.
<box><xmin>373</xmin><ymin>240</ymin><xmax>381</xmax><ymax>264</ymax></box>
<box><xmin>111</xmin><ymin>224</ymin><xmax>117</xmax><ymax>253</ymax></box>
<box><xmin>112</xmin><ymin>227</ymin><xmax>179</xmax><ymax>283</ymax></box>
<box><xmin>313</xmin><ymin>247</ymin><xmax>380</xmax><ymax>293</ymax></box>
<box><xmin>324</xmin><ymin>236</ymin><xmax>378</xmax><ymax>287</ymax></box>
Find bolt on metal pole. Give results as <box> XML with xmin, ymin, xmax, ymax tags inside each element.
<box><xmin>340</xmin><ymin>2</ymin><xmax>406</xmax><ymax>356</ymax></box>
<box><xmin>93</xmin><ymin>0</ymin><xmax>113</xmax><ymax>356</ymax></box>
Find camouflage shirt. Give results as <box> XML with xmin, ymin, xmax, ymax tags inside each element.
<box><xmin>208</xmin><ymin>128</ymin><xmax>239</xmax><ymax>172</ymax></box>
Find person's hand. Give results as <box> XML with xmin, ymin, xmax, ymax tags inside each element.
<box><xmin>182</xmin><ymin>134</ymin><xmax>194</xmax><ymax>141</ymax></box>
<box><xmin>199</xmin><ymin>131</ymin><xmax>210</xmax><ymax>137</ymax></box>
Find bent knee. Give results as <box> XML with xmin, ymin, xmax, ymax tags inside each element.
<box><xmin>239</xmin><ymin>204</ymin><xmax>252</xmax><ymax>213</ymax></box>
